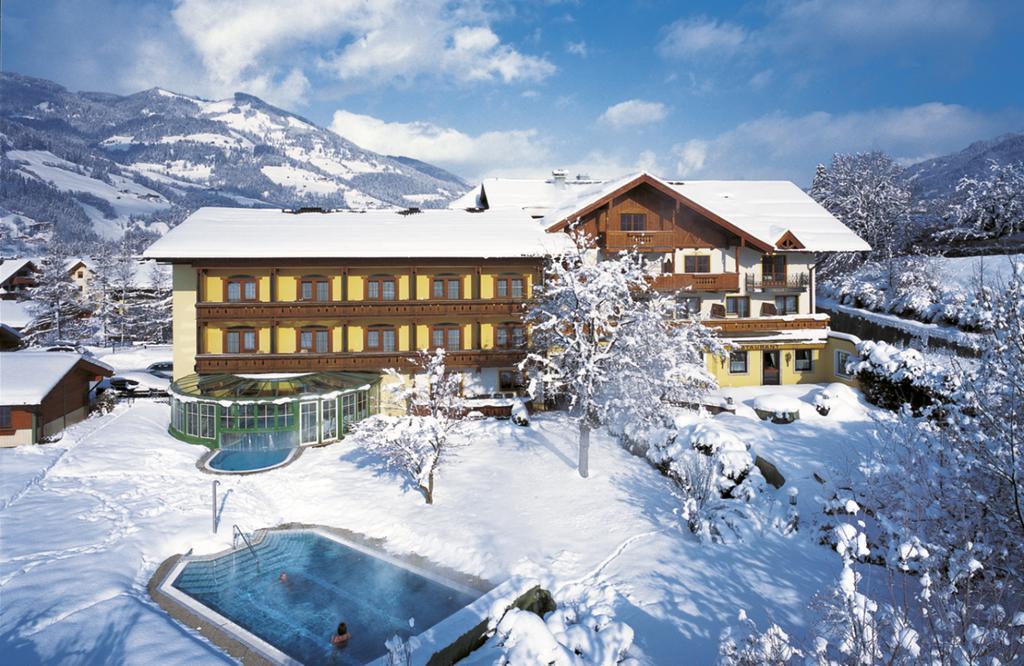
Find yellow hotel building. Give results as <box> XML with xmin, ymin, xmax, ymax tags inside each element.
<box><xmin>144</xmin><ymin>172</ymin><xmax>868</xmax><ymax>449</ymax></box>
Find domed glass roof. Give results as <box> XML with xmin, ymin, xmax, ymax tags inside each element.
<box><xmin>171</xmin><ymin>372</ymin><xmax>380</xmax><ymax>401</ymax></box>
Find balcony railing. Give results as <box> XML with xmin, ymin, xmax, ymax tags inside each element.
<box><xmin>605</xmin><ymin>230</ymin><xmax>678</xmax><ymax>252</ymax></box>
<box><xmin>195</xmin><ymin>299</ymin><xmax>527</xmax><ymax>321</ymax></box>
<box><xmin>194</xmin><ymin>349</ymin><xmax>527</xmax><ymax>374</ymax></box>
<box><xmin>649</xmin><ymin>272</ymin><xmax>740</xmax><ymax>292</ymax></box>
<box><xmin>745</xmin><ymin>273</ymin><xmax>809</xmax><ymax>290</ymax></box>
<box><xmin>705</xmin><ymin>315</ymin><xmax>828</xmax><ymax>334</ymax></box>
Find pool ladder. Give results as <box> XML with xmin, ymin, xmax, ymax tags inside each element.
<box><xmin>232</xmin><ymin>524</ymin><xmax>261</xmax><ymax>573</ymax></box>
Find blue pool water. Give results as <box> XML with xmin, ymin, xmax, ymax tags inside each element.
<box><xmin>171</xmin><ymin>531</ymin><xmax>479</xmax><ymax>664</ymax></box>
<box><xmin>207</xmin><ymin>447</ymin><xmax>294</xmax><ymax>472</ymax></box>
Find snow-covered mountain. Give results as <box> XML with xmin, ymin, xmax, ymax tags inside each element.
<box><xmin>905</xmin><ymin>132</ymin><xmax>1024</xmax><ymax>201</ymax></box>
<box><xmin>0</xmin><ymin>72</ymin><xmax>468</xmax><ymax>252</ymax></box>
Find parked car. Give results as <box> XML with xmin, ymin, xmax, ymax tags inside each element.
<box><xmin>147</xmin><ymin>361</ymin><xmax>173</xmax><ymax>379</ymax></box>
<box><xmin>109</xmin><ymin>376</ymin><xmax>142</xmax><ymax>396</ymax></box>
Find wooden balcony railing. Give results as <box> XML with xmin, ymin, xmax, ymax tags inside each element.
<box><xmin>195</xmin><ymin>299</ymin><xmax>527</xmax><ymax>321</ymax></box>
<box><xmin>605</xmin><ymin>230</ymin><xmax>678</xmax><ymax>252</ymax></box>
<box><xmin>194</xmin><ymin>349</ymin><xmax>527</xmax><ymax>374</ymax></box>
<box><xmin>649</xmin><ymin>272</ymin><xmax>740</xmax><ymax>292</ymax></box>
<box><xmin>745</xmin><ymin>273</ymin><xmax>810</xmax><ymax>290</ymax></box>
<box><xmin>705</xmin><ymin>315</ymin><xmax>829</xmax><ymax>334</ymax></box>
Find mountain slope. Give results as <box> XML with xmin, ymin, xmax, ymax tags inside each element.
<box><xmin>904</xmin><ymin>132</ymin><xmax>1024</xmax><ymax>201</ymax></box>
<box><xmin>0</xmin><ymin>72</ymin><xmax>468</xmax><ymax>252</ymax></box>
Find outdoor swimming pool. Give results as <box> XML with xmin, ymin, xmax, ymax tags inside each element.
<box><xmin>206</xmin><ymin>446</ymin><xmax>295</xmax><ymax>472</ymax></box>
<box><xmin>166</xmin><ymin>529</ymin><xmax>480</xmax><ymax>664</ymax></box>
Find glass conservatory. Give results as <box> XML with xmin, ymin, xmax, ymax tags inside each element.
<box><xmin>169</xmin><ymin>372</ymin><xmax>380</xmax><ymax>449</ymax></box>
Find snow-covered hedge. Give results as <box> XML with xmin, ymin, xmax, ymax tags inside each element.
<box><xmin>819</xmin><ymin>257</ymin><xmax>998</xmax><ymax>333</ymax></box>
<box><xmin>853</xmin><ymin>340</ymin><xmax>961</xmax><ymax>412</ymax></box>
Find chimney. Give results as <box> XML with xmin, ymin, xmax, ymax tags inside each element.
<box><xmin>551</xmin><ymin>169</ymin><xmax>568</xmax><ymax>188</ymax></box>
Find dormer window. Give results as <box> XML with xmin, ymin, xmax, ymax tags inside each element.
<box><xmin>620</xmin><ymin>213</ymin><xmax>646</xmax><ymax>231</ymax></box>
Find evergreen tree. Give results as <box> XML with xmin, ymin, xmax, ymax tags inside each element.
<box><xmin>24</xmin><ymin>242</ymin><xmax>90</xmax><ymax>344</ymax></box>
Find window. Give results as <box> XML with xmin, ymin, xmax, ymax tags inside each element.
<box><xmin>0</xmin><ymin>406</ymin><xmax>12</xmax><ymax>429</ymax></box>
<box><xmin>226</xmin><ymin>276</ymin><xmax>258</xmax><ymax>302</ymax></box>
<box><xmin>199</xmin><ymin>404</ymin><xmax>216</xmax><ymax>439</ymax></box>
<box><xmin>499</xmin><ymin>369</ymin><xmax>528</xmax><ymax>392</ymax></box>
<box><xmin>277</xmin><ymin>404</ymin><xmax>294</xmax><ymax>428</ymax></box>
<box><xmin>495</xmin><ymin>276</ymin><xmax>525</xmax><ymax>299</ymax></box>
<box><xmin>225</xmin><ymin>328</ymin><xmax>258</xmax><ymax>353</ymax></box>
<box><xmin>795</xmin><ymin>349</ymin><xmax>813</xmax><ymax>372</ymax></box>
<box><xmin>432</xmin><ymin>276</ymin><xmax>462</xmax><ymax>300</ymax></box>
<box><xmin>726</xmin><ymin>296</ymin><xmax>750</xmax><ymax>317</ymax></box>
<box><xmin>341</xmin><ymin>394</ymin><xmax>357</xmax><ymax>433</ymax></box>
<box><xmin>77</xmin><ymin>271</ymin><xmax>84</xmax><ymax>279</ymax></box>
<box><xmin>322</xmin><ymin>399</ymin><xmax>338</xmax><ymax>441</ymax></box>
<box><xmin>683</xmin><ymin>255</ymin><xmax>711</xmax><ymax>273</ymax></box>
<box><xmin>729</xmin><ymin>351</ymin><xmax>748</xmax><ymax>374</ymax></box>
<box><xmin>619</xmin><ymin>213</ymin><xmax>647</xmax><ymax>231</ymax></box>
<box><xmin>186</xmin><ymin>402</ymin><xmax>199</xmax><ymax>437</ymax></box>
<box><xmin>495</xmin><ymin>323</ymin><xmax>526</xmax><ymax>349</ymax></box>
<box><xmin>775</xmin><ymin>295</ymin><xmax>799</xmax><ymax>315</ymax></box>
<box><xmin>366</xmin><ymin>276</ymin><xmax>397</xmax><ymax>301</ymax></box>
<box><xmin>299</xmin><ymin>276</ymin><xmax>330</xmax><ymax>301</ymax></box>
<box><xmin>676</xmin><ymin>296</ymin><xmax>701</xmax><ymax>318</ymax></box>
<box><xmin>835</xmin><ymin>350</ymin><xmax>854</xmax><ymax>378</ymax></box>
<box><xmin>238</xmin><ymin>404</ymin><xmax>256</xmax><ymax>430</ymax></box>
<box><xmin>762</xmin><ymin>254</ymin><xmax>787</xmax><ymax>282</ymax></box>
<box><xmin>256</xmin><ymin>404</ymin><xmax>275</xmax><ymax>429</ymax></box>
<box><xmin>366</xmin><ymin>326</ymin><xmax>397</xmax><ymax>352</ymax></box>
<box><xmin>298</xmin><ymin>327</ymin><xmax>330</xmax><ymax>353</ymax></box>
<box><xmin>220</xmin><ymin>405</ymin><xmax>234</xmax><ymax>430</ymax></box>
<box><xmin>431</xmin><ymin>324</ymin><xmax>462</xmax><ymax>351</ymax></box>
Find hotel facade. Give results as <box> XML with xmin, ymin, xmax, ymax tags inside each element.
<box><xmin>145</xmin><ymin>172</ymin><xmax>868</xmax><ymax>449</ymax></box>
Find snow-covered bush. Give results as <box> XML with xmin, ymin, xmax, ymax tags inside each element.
<box><xmin>482</xmin><ymin>583</ymin><xmax>636</xmax><ymax>665</ymax></box>
<box><xmin>852</xmin><ymin>340</ymin><xmax>960</xmax><ymax>412</ymax></box>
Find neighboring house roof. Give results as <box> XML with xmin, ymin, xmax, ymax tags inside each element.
<box><xmin>65</xmin><ymin>257</ymin><xmax>169</xmax><ymax>286</ymax></box>
<box><xmin>448</xmin><ymin>176</ymin><xmax>604</xmax><ymax>216</ymax></box>
<box><xmin>144</xmin><ymin>207</ymin><xmax>574</xmax><ymax>260</ymax></box>
<box><xmin>0</xmin><ymin>300</ymin><xmax>35</xmax><ymax>330</ymax></box>
<box><xmin>0</xmin><ymin>351</ymin><xmax>114</xmax><ymax>406</ymax></box>
<box><xmin>0</xmin><ymin>324</ymin><xmax>22</xmax><ymax>349</ymax></box>
<box><xmin>467</xmin><ymin>171</ymin><xmax>871</xmax><ymax>253</ymax></box>
<box><xmin>0</xmin><ymin>258</ymin><xmax>38</xmax><ymax>286</ymax></box>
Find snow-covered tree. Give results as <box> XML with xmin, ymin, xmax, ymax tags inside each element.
<box><xmin>949</xmin><ymin>160</ymin><xmax>1024</xmax><ymax>240</ymax></box>
<box><xmin>351</xmin><ymin>349</ymin><xmax>466</xmax><ymax>504</ymax></box>
<box><xmin>810</xmin><ymin>152</ymin><xmax>913</xmax><ymax>275</ymax></box>
<box><xmin>23</xmin><ymin>241</ymin><xmax>90</xmax><ymax>344</ymax></box>
<box><xmin>524</xmin><ymin>230</ymin><xmax>721</xmax><ymax>478</ymax></box>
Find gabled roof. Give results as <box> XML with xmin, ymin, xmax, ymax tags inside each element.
<box><xmin>144</xmin><ymin>207</ymin><xmax>573</xmax><ymax>261</ymax></box>
<box><xmin>0</xmin><ymin>352</ymin><xmax>113</xmax><ymax>405</ymax></box>
<box><xmin>487</xmin><ymin>171</ymin><xmax>870</xmax><ymax>253</ymax></box>
<box><xmin>0</xmin><ymin>259</ymin><xmax>38</xmax><ymax>286</ymax></box>
<box><xmin>0</xmin><ymin>300</ymin><xmax>35</xmax><ymax>330</ymax></box>
<box><xmin>448</xmin><ymin>176</ymin><xmax>604</xmax><ymax>216</ymax></box>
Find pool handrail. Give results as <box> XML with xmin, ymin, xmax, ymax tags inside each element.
<box><xmin>231</xmin><ymin>524</ymin><xmax>262</xmax><ymax>573</ymax></box>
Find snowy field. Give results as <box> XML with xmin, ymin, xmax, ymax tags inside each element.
<box><xmin>0</xmin><ymin>384</ymin><xmax>880</xmax><ymax>664</ymax></box>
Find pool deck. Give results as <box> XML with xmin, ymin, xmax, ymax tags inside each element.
<box><xmin>147</xmin><ymin>523</ymin><xmax>499</xmax><ymax>665</ymax></box>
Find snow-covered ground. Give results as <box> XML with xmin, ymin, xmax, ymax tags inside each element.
<box><xmin>0</xmin><ymin>384</ymin><xmax>880</xmax><ymax>664</ymax></box>
<box><xmin>88</xmin><ymin>344</ymin><xmax>173</xmax><ymax>393</ymax></box>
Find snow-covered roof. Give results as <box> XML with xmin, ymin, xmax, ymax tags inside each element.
<box><xmin>0</xmin><ymin>258</ymin><xmax>37</xmax><ymax>286</ymax></box>
<box><xmin>465</xmin><ymin>172</ymin><xmax>870</xmax><ymax>253</ymax></box>
<box><xmin>144</xmin><ymin>207</ymin><xmax>573</xmax><ymax>260</ymax></box>
<box><xmin>66</xmin><ymin>257</ymin><xmax>170</xmax><ymax>285</ymax></box>
<box><xmin>0</xmin><ymin>300</ymin><xmax>35</xmax><ymax>330</ymax></box>
<box><xmin>448</xmin><ymin>177</ymin><xmax>604</xmax><ymax>216</ymax></box>
<box><xmin>0</xmin><ymin>352</ymin><xmax>113</xmax><ymax>405</ymax></box>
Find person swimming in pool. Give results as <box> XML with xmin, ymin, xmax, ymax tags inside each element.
<box><xmin>278</xmin><ymin>571</ymin><xmax>289</xmax><ymax>583</ymax></box>
<box><xmin>331</xmin><ymin>622</ymin><xmax>351</xmax><ymax>647</ymax></box>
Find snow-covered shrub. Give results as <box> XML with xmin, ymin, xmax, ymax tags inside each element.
<box><xmin>853</xmin><ymin>340</ymin><xmax>960</xmax><ymax>412</ymax></box>
<box><xmin>812</xmin><ymin>382</ymin><xmax>859</xmax><ymax>417</ymax></box>
<box><xmin>511</xmin><ymin>399</ymin><xmax>529</xmax><ymax>427</ymax></box>
<box><xmin>483</xmin><ymin>583</ymin><xmax>636</xmax><ymax>665</ymax></box>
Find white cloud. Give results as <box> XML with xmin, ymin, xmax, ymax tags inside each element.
<box><xmin>657</xmin><ymin>17</ymin><xmax>747</xmax><ymax>59</ymax></box>
<box><xmin>599</xmin><ymin>100</ymin><xmax>669</xmax><ymax>128</ymax></box>
<box><xmin>671</xmin><ymin>103</ymin><xmax>1024</xmax><ymax>183</ymax></box>
<box><xmin>566</xmin><ymin>40</ymin><xmax>588</xmax><ymax>57</ymax></box>
<box><xmin>156</xmin><ymin>0</ymin><xmax>554</xmax><ymax>107</ymax></box>
<box><xmin>330</xmin><ymin>110</ymin><xmax>551</xmax><ymax>179</ymax></box>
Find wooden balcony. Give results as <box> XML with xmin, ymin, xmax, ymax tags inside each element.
<box><xmin>650</xmin><ymin>272</ymin><xmax>740</xmax><ymax>292</ymax></box>
<box><xmin>195</xmin><ymin>299</ymin><xmax>527</xmax><ymax>322</ymax></box>
<box><xmin>605</xmin><ymin>230</ymin><xmax>678</xmax><ymax>252</ymax></box>
<box><xmin>745</xmin><ymin>273</ymin><xmax>810</xmax><ymax>290</ymax></box>
<box><xmin>705</xmin><ymin>315</ymin><xmax>829</xmax><ymax>334</ymax></box>
<box><xmin>194</xmin><ymin>349</ymin><xmax>527</xmax><ymax>374</ymax></box>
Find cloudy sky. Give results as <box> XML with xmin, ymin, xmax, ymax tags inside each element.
<box><xmin>3</xmin><ymin>0</ymin><xmax>1023</xmax><ymax>183</ymax></box>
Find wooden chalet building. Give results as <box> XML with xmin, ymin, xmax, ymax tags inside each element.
<box><xmin>145</xmin><ymin>172</ymin><xmax>868</xmax><ymax>449</ymax></box>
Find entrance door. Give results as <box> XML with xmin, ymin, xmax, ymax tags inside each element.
<box><xmin>762</xmin><ymin>350</ymin><xmax>781</xmax><ymax>385</ymax></box>
<box><xmin>300</xmin><ymin>401</ymin><xmax>319</xmax><ymax>445</ymax></box>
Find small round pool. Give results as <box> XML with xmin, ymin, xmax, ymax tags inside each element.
<box><xmin>206</xmin><ymin>446</ymin><xmax>297</xmax><ymax>473</ymax></box>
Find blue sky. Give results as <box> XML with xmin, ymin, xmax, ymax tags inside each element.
<box><xmin>3</xmin><ymin>0</ymin><xmax>1023</xmax><ymax>183</ymax></box>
